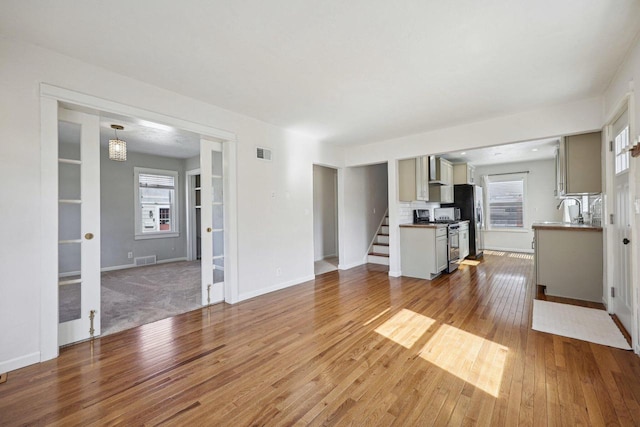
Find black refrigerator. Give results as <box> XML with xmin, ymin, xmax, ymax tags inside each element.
<box><xmin>443</xmin><ymin>184</ymin><xmax>484</xmax><ymax>259</ymax></box>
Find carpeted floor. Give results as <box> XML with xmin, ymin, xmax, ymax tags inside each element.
<box><xmin>60</xmin><ymin>261</ymin><xmax>202</xmax><ymax>337</ymax></box>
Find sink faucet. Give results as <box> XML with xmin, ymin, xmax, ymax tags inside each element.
<box><xmin>557</xmin><ymin>198</ymin><xmax>583</xmax><ymax>224</ymax></box>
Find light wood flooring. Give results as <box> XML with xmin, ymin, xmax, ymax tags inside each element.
<box><xmin>2</xmin><ymin>252</ymin><xmax>640</xmax><ymax>426</ymax></box>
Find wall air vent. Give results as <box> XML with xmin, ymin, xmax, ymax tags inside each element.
<box><xmin>256</xmin><ymin>147</ymin><xmax>272</xmax><ymax>161</ymax></box>
<box><xmin>134</xmin><ymin>255</ymin><xmax>157</xmax><ymax>266</ymax></box>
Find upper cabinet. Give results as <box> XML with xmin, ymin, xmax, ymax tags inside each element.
<box><xmin>453</xmin><ymin>163</ymin><xmax>476</xmax><ymax>185</ymax></box>
<box><xmin>428</xmin><ymin>156</ymin><xmax>453</xmax><ymax>185</ymax></box>
<box><xmin>398</xmin><ymin>156</ymin><xmax>429</xmax><ymax>202</ymax></box>
<box><xmin>428</xmin><ymin>156</ymin><xmax>454</xmax><ymax>203</ymax></box>
<box><xmin>556</xmin><ymin>131</ymin><xmax>602</xmax><ymax>196</ymax></box>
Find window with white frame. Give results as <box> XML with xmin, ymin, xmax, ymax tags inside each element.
<box><xmin>613</xmin><ymin>112</ymin><xmax>630</xmax><ymax>175</ymax></box>
<box><xmin>134</xmin><ymin>167</ymin><xmax>179</xmax><ymax>239</ymax></box>
<box><xmin>485</xmin><ymin>173</ymin><xmax>526</xmax><ymax>230</ymax></box>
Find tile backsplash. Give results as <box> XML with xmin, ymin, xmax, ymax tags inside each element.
<box><xmin>398</xmin><ymin>201</ymin><xmax>441</xmax><ymax>224</ymax></box>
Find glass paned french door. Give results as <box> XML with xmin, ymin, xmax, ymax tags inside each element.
<box><xmin>57</xmin><ymin>108</ymin><xmax>101</xmax><ymax>345</ymax></box>
<box><xmin>200</xmin><ymin>139</ymin><xmax>225</xmax><ymax>305</ymax></box>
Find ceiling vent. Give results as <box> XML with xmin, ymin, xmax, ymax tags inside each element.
<box><xmin>256</xmin><ymin>147</ymin><xmax>272</xmax><ymax>161</ymax></box>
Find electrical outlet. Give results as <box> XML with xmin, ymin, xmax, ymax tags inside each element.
<box><xmin>276</xmin><ymin>267</ymin><xmax>282</xmax><ymax>277</ymax></box>
<box><xmin>127</xmin><ymin>251</ymin><xmax>133</xmax><ymax>259</ymax></box>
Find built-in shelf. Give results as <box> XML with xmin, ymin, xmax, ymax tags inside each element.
<box><xmin>59</xmin><ymin>239</ymin><xmax>82</xmax><ymax>244</ymax></box>
<box><xmin>58</xmin><ymin>158</ymin><xmax>82</xmax><ymax>165</ymax></box>
<box><xmin>59</xmin><ymin>199</ymin><xmax>82</xmax><ymax>204</ymax></box>
<box><xmin>58</xmin><ymin>278</ymin><xmax>82</xmax><ymax>286</ymax></box>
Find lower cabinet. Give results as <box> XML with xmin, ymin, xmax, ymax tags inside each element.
<box><xmin>400</xmin><ymin>225</ymin><xmax>448</xmax><ymax>279</ymax></box>
<box><xmin>459</xmin><ymin>222</ymin><xmax>469</xmax><ymax>260</ymax></box>
<box><xmin>534</xmin><ymin>227</ymin><xmax>603</xmax><ymax>302</ymax></box>
<box><xmin>436</xmin><ymin>234</ymin><xmax>448</xmax><ymax>272</ymax></box>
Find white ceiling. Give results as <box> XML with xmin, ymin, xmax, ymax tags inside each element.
<box><xmin>3</xmin><ymin>1</ymin><xmax>640</xmax><ymax>146</ymax></box>
<box><xmin>58</xmin><ymin>113</ymin><xmax>201</xmax><ymax>159</ymax></box>
<box><xmin>98</xmin><ymin>114</ymin><xmax>201</xmax><ymax>159</ymax></box>
<box><xmin>440</xmin><ymin>137</ymin><xmax>559</xmax><ymax>166</ymax></box>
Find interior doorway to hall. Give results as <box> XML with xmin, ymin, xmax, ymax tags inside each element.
<box><xmin>57</xmin><ymin>109</ymin><xmax>220</xmax><ymax>342</ymax></box>
<box><xmin>313</xmin><ymin>165</ymin><xmax>339</xmax><ymax>275</ymax></box>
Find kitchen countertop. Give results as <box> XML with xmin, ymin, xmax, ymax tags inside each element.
<box><xmin>400</xmin><ymin>223</ymin><xmax>448</xmax><ymax>229</ymax></box>
<box><xmin>532</xmin><ymin>222</ymin><xmax>602</xmax><ymax>232</ymax></box>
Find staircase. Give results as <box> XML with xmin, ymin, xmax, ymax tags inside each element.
<box><xmin>367</xmin><ymin>214</ymin><xmax>390</xmax><ymax>265</ymax></box>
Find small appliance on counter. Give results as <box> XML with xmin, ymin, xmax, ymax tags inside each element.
<box><xmin>413</xmin><ymin>209</ymin><xmax>430</xmax><ymax>224</ymax></box>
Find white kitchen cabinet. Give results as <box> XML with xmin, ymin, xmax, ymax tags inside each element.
<box><xmin>398</xmin><ymin>157</ymin><xmax>429</xmax><ymax>202</ymax></box>
<box><xmin>400</xmin><ymin>225</ymin><xmax>448</xmax><ymax>279</ymax></box>
<box><xmin>429</xmin><ymin>157</ymin><xmax>453</xmax><ymax>185</ymax></box>
<box><xmin>459</xmin><ymin>221</ymin><xmax>469</xmax><ymax>260</ymax></box>
<box><xmin>436</xmin><ymin>233</ymin><xmax>448</xmax><ymax>272</ymax></box>
<box><xmin>428</xmin><ymin>157</ymin><xmax>453</xmax><ymax>203</ymax></box>
<box><xmin>453</xmin><ymin>163</ymin><xmax>476</xmax><ymax>185</ymax></box>
<box><xmin>555</xmin><ymin>131</ymin><xmax>602</xmax><ymax>196</ymax></box>
<box><xmin>416</xmin><ymin>156</ymin><xmax>429</xmax><ymax>200</ymax></box>
<box><xmin>429</xmin><ymin>183</ymin><xmax>454</xmax><ymax>203</ymax></box>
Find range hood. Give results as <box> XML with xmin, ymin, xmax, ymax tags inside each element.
<box><xmin>428</xmin><ymin>156</ymin><xmax>446</xmax><ymax>185</ymax></box>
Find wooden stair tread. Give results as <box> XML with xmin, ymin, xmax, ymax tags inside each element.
<box><xmin>377</xmin><ymin>233</ymin><xmax>389</xmax><ymax>237</ymax></box>
<box><xmin>373</xmin><ymin>243</ymin><xmax>389</xmax><ymax>247</ymax></box>
<box><xmin>368</xmin><ymin>252</ymin><xmax>389</xmax><ymax>257</ymax></box>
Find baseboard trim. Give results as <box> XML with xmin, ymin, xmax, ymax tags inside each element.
<box><xmin>0</xmin><ymin>352</ymin><xmax>40</xmax><ymax>374</ymax></box>
<box><xmin>338</xmin><ymin>261</ymin><xmax>365</xmax><ymax>270</ymax></box>
<box><xmin>238</xmin><ymin>274</ymin><xmax>316</xmax><ymax>302</ymax></box>
<box><xmin>483</xmin><ymin>246</ymin><xmax>534</xmax><ymax>254</ymax></box>
<box><xmin>104</xmin><ymin>257</ymin><xmax>188</xmax><ymax>272</ymax></box>
<box><xmin>388</xmin><ymin>270</ymin><xmax>402</xmax><ymax>277</ymax></box>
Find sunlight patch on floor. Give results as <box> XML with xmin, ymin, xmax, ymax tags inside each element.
<box><xmin>418</xmin><ymin>324</ymin><xmax>508</xmax><ymax>397</ymax></box>
<box><xmin>374</xmin><ymin>309</ymin><xmax>436</xmax><ymax>348</ymax></box>
<box><xmin>459</xmin><ymin>259</ymin><xmax>481</xmax><ymax>266</ymax></box>
<box><xmin>483</xmin><ymin>250</ymin><xmax>506</xmax><ymax>256</ymax></box>
<box><xmin>508</xmin><ymin>252</ymin><xmax>534</xmax><ymax>260</ymax></box>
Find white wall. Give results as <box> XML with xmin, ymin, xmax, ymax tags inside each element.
<box><xmin>313</xmin><ymin>165</ymin><xmax>338</xmax><ymax>261</ymax></box>
<box><xmin>475</xmin><ymin>159</ymin><xmax>561</xmax><ymax>253</ymax></box>
<box><xmin>340</xmin><ymin>163</ymin><xmax>388</xmax><ymax>269</ymax></box>
<box><xmin>344</xmin><ymin>97</ymin><xmax>603</xmax><ymax>167</ymax></box>
<box><xmin>100</xmin><ymin>148</ymin><xmax>188</xmax><ymax>268</ymax></box>
<box><xmin>184</xmin><ymin>155</ymin><xmax>200</xmax><ymax>171</ymax></box>
<box><xmin>0</xmin><ymin>37</ymin><xmax>342</xmax><ymax>372</ymax></box>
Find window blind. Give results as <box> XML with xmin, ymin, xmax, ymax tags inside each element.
<box><xmin>139</xmin><ymin>173</ymin><xmax>175</xmax><ymax>189</ymax></box>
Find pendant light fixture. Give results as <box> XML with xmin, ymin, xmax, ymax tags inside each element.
<box><xmin>109</xmin><ymin>124</ymin><xmax>127</xmax><ymax>161</ymax></box>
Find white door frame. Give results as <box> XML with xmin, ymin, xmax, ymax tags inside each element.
<box><xmin>603</xmin><ymin>91</ymin><xmax>639</xmax><ymax>353</ymax></box>
<box><xmin>39</xmin><ymin>84</ymin><xmax>239</xmax><ymax>361</ymax></box>
<box><xmin>185</xmin><ymin>168</ymin><xmax>201</xmax><ymax>262</ymax></box>
<box><xmin>312</xmin><ymin>164</ymin><xmax>340</xmax><ymax>267</ymax></box>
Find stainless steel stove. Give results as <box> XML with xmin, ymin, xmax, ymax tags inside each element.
<box><xmin>434</xmin><ymin>208</ymin><xmax>460</xmax><ymax>273</ymax></box>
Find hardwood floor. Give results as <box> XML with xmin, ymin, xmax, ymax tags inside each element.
<box><xmin>2</xmin><ymin>252</ymin><xmax>640</xmax><ymax>426</ymax></box>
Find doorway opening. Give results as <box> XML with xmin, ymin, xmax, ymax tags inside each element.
<box><xmin>313</xmin><ymin>165</ymin><xmax>339</xmax><ymax>275</ymax></box>
<box><xmin>54</xmin><ymin>103</ymin><xmax>230</xmax><ymax>345</ymax></box>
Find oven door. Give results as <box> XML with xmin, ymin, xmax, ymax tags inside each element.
<box><xmin>448</xmin><ymin>227</ymin><xmax>460</xmax><ymax>272</ymax></box>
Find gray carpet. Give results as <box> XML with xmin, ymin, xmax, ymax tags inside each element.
<box><xmin>60</xmin><ymin>261</ymin><xmax>202</xmax><ymax>336</ymax></box>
